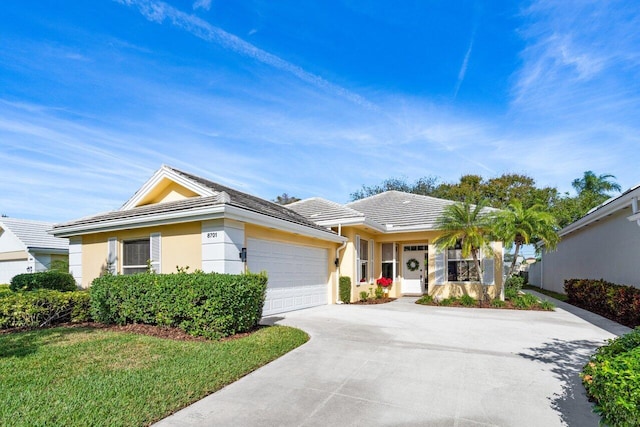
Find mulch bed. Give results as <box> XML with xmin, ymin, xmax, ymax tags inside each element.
<box><xmin>351</xmin><ymin>298</ymin><xmax>397</xmax><ymax>305</ymax></box>
<box><xmin>0</xmin><ymin>322</ymin><xmax>262</xmax><ymax>342</ymax></box>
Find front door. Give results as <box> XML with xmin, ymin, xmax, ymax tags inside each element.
<box><xmin>402</xmin><ymin>244</ymin><xmax>428</xmax><ymax>294</ymax></box>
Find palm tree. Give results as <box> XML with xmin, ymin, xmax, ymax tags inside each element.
<box><xmin>571</xmin><ymin>171</ymin><xmax>621</xmax><ymax>198</ymax></box>
<box><xmin>433</xmin><ymin>201</ymin><xmax>494</xmax><ymax>301</ymax></box>
<box><xmin>492</xmin><ymin>200</ymin><xmax>559</xmax><ymax>277</ymax></box>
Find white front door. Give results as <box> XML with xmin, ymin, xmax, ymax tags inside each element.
<box><xmin>402</xmin><ymin>244</ymin><xmax>428</xmax><ymax>294</ymax></box>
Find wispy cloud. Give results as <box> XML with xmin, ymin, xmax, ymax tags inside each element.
<box><xmin>192</xmin><ymin>0</ymin><xmax>211</xmax><ymax>12</ymax></box>
<box><xmin>453</xmin><ymin>30</ymin><xmax>475</xmax><ymax>99</ymax></box>
<box><xmin>116</xmin><ymin>0</ymin><xmax>376</xmax><ymax>110</ymax></box>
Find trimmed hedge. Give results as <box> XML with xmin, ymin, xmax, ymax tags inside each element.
<box><xmin>10</xmin><ymin>271</ymin><xmax>77</xmax><ymax>292</ymax></box>
<box><xmin>89</xmin><ymin>272</ymin><xmax>268</xmax><ymax>339</ymax></box>
<box><xmin>0</xmin><ymin>290</ymin><xmax>90</xmax><ymax>329</ymax></box>
<box><xmin>581</xmin><ymin>328</ymin><xmax>640</xmax><ymax>426</ymax></box>
<box><xmin>565</xmin><ymin>279</ymin><xmax>640</xmax><ymax>328</ymax></box>
<box><xmin>339</xmin><ymin>276</ymin><xmax>351</xmax><ymax>303</ymax></box>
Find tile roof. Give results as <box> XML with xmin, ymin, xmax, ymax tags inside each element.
<box><xmin>346</xmin><ymin>191</ymin><xmax>460</xmax><ymax>229</ymax></box>
<box><xmin>287</xmin><ymin>198</ymin><xmax>364</xmax><ymax>223</ymax></box>
<box><xmin>53</xmin><ymin>166</ymin><xmax>336</xmax><ymax>237</ymax></box>
<box><xmin>291</xmin><ymin>191</ymin><xmax>497</xmax><ymax>231</ymax></box>
<box><xmin>0</xmin><ymin>218</ymin><xmax>68</xmax><ymax>251</ymax></box>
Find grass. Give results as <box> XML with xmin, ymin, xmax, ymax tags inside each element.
<box><xmin>0</xmin><ymin>325</ymin><xmax>308</xmax><ymax>426</ymax></box>
<box><xmin>415</xmin><ymin>293</ymin><xmax>554</xmax><ymax>311</ymax></box>
<box><xmin>523</xmin><ymin>284</ymin><xmax>568</xmax><ymax>302</ymax></box>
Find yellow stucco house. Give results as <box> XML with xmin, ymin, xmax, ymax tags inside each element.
<box><xmin>51</xmin><ymin>166</ymin><xmax>502</xmax><ymax>315</ymax></box>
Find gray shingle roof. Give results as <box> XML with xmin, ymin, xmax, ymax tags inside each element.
<box><xmin>346</xmin><ymin>191</ymin><xmax>460</xmax><ymax>229</ymax></box>
<box><xmin>53</xmin><ymin>166</ymin><xmax>336</xmax><ymax>237</ymax></box>
<box><xmin>287</xmin><ymin>198</ymin><xmax>364</xmax><ymax>223</ymax></box>
<box><xmin>0</xmin><ymin>218</ymin><xmax>68</xmax><ymax>251</ymax></box>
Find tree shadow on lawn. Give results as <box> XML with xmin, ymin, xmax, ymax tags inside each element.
<box><xmin>0</xmin><ymin>326</ymin><xmax>98</xmax><ymax>358</ymax></box>
<box><xmin>518</xmin><ymin>338</ymin><xmax>605</xmax><ymax>427</ymax></box>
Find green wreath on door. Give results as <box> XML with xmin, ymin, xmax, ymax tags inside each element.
<box><xmin>406</xmin><ymin>258</ymin><xmax>420</xmax><ymax>272</ymax></box>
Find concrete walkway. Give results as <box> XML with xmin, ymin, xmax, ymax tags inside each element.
<box><xmin>156</xmin><ymin>296</ymin><xmax>629</xmax><ymax>427</ymax></box>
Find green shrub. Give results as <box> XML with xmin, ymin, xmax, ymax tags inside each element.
<box><xmin>491</xmin><ymin>298</ymin><xmax>506</xmax><ymax>308</ymax></box>
<box><xmin>359</xmin><ymin>291</ymin><xmax>368</xmax><ymax>302</ymax></box>
<box><xmin>416</xmin><ymin>295</ymin><xmax>433</xmax><ymax>305</ymax></box>
<box><xmin>460</xmin><ymin>294</ymin><xmax>476</xmax><ymax>307</ymax></box>
<box><xmin>439</xmin><ymin>297</ymin><xmax>457</xmax><ymax>306</ymax></box>
<box><xmin>505</xmin><ymin>275</ymin><xmax>525</xmax><ymax>293</ymax></box>
<box><xmin>565</xmin><ymin>279</ymin><xmax>640</xmax><ymax>328</ymax></box>
<box><xmin>582</xmin><ymin>328</ymin><xmax>640</xmax><ymax>426</ymax></box>
<box><xmin>0</xmin><ymin>290</ymin><xmax>90</xmax><ymax>329</ymax></box>
<box><xmin>539</xmin><ymin>300</ymin><xmax>555</xmax><ymax>311</ymax></box>
<box><xmin>89</xmin><ymin>272</ymin><xmax>267</xmax><ymax>339</ymax></box>
<box><xmin>10</xmin><ymin>271</ymin><xmax>77</xmax><ymax>292</ymax></box>
<box><xmin>339</xmin><ymin>276</ymin><xmax>351</xmax><ymax>303</ymax></box>
<box><xmin>0</xmin><ymin>284</ymin><xmax>11</xmax><ymax>297</ymax></box>
<box><xmin>504</xmin><ymin>287</ymin><xmax>519</xmax><ymax>300</ymax></box>
<box><xmin>374</xmin><ymin>286</ymin><xmax>384</xmax><ymax>299</ymax></box>
<box><xmin>513</xmin><ymin>293</ymin><xmax>540</xmax><ymax>309</ymax></box>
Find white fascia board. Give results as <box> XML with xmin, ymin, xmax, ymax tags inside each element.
<box><xmin>560</xmin><ymin>188</ymin><xmax>640</xmax><ymax>236</ymax></box>
<box><xmin>382</xmin><ymin>224</ymin><xmax>436</xmax><ymax>233</ymax></box>
<box><xmin>28</xmin><ymin>247</ymin><xmax>69</xmax><ymax>255</ymax></box>
<box><xmin>315</xmin><ymin>217</ymin><xmax>365</xmax><ymax>227</ymax></box>
<box><xmin>627</xmin><ymin>212</ymin><xmax>640</xmax><ymax>222</ymax></box>
<box><xmin>51</xmin><ymin>206</ymin><xmax>227</xmax><ymax>237</ymax></box>
<box><xmin>52</xmin><ymin>204</ymin><xmax>345</xmax><ymax>243</ymax></box>
<box><xmin>120</xmin><ymin>166</ymin><xmax>215</xmax><ymax>211</ymax></box>
<box><xmin>223</xmin><ymin>205</ymin><xmax>347</xmax><ymax>243</ymax></box>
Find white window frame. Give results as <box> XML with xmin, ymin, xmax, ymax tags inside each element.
<box><xmin>381</xmin><ymin>243</ymin><xmax>397</xmax><ymax>279</ymax></box>
<box><xmin>122</xmin><ymin>238</ymin><xmax>151</xmax><ymax>275</ymax></box>
<box><xmin>356</xmin><ymin>235</ymin><xmax>370</xmax><ymax>284</ymax></box>
<box><xmin>446</xmin><ymin>240</ymin><xmax>481</xmax><ymax>283</ymax></box>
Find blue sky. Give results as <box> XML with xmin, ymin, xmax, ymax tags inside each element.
<box><xmin>1</xmin><ymin>1</ymin><xmax>639</xmax><ymax>223</ymax></box>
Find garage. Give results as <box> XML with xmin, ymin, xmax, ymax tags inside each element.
<box><xmin>247</xmin><ymin>238</ymin><xmax>329</xmax><ymax>316</ymax></box>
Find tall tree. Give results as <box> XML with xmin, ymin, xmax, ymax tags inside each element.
<box><xmin>272</xmin><ymin>193</ymin><xmax>301</xmax><ymax>205</ymax></box>
<box><xmin>433</xmin><ymin>201</ymin><xmax>494</xmax><ymax>301</ymax></box>
<box><xmin>492</xmin><ymin>200</ymin><xmax>559</xmax><ymax>276</ymax></box>
<box><xmin>571</xmin><ymin>171</ymin><xmax>621</xmax><ymax>198</ymax></box>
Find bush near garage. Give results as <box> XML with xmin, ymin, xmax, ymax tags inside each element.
<box><xmin>339</xmin><ymin>276</ymin><xmax>351</xmax><ymax>303</ymax></box>
<box><xmin>90</xmin><ymin>272</ymin><xmax>268</xmax><ymax>339</ymax></box>
<box><xmin>581</xmin><ymin>328</ymin><xmax>640</xmax><ymax>426</ymax></box>
<box><xmin>9</xmin><ymin>271</ymin><xmax>77</xmax><ymax>292</ymax></box>
<box><xmin>565</xmin><ymin>279</ymin><xmax>640</xmax><ymax>328</ymax></box>
<box><xmin>0</xmin><ymin>290</ymin><xmax>90</xmax><ymax>329</ymax></box>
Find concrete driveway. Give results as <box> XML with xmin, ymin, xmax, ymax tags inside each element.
<box><xmin>156</xmin><ymin>293</ymin><xmax>629</xmax><ymax>427</ymax></box>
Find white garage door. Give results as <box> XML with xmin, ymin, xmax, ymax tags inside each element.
<box><xmin>247</xmin><ymin>238</ymin><xmax>329</xmax><ymax>316</ymax></box>
<box><xmin>0</xmin><ymin>260</ymin><xmax>29</xmax><ymax>284</ymax></box>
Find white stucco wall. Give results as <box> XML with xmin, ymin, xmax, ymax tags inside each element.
<box><xmin>540</xmin><ymin>206</ymin><xmax>640</xmax><ymax>293</ymax></box>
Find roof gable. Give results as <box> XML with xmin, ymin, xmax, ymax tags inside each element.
<box><xmin>121</xmin><ymin>165</ymin><xmax>215</xmax><ymax>210</ymax></box>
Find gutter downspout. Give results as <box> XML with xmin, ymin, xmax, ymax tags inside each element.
<box><xmin>633</xmin><ymin>197</ymin><xmax>640</xmax><ymax>227</ymax></box>
<box><xmin>335</xmin><ymin>224</ymin><xmax>347</xmax><ymax>304</ymax></box>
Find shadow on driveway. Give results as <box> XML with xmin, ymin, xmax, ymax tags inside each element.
<box><xmin>519</xmin><ymin>338</ymin><xmax>602</xmax><ymax>427</ymax></box>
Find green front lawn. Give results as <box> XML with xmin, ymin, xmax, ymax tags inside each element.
<box><xmin>523</xmin><ymin>284</ymin><xmax>568</xmax><ymax>302</ymax></box>
<box><xmin>0</xmin><ymin>325</ymin><xmax>308</xmax><ymax>426</ymax></box>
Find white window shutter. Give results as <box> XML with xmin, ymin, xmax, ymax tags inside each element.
<box><xmin>355</xmin><ymin>235</ymin><xmax>361</xmax><ymax>282</ymax></box>
<box><xmin>107</xmin><ymin>238</ymin><xmax>117</xmax><ymax>274</ymax></box>
<box><xmin>369</xmin><ymin>239</ymin><xmax>374</xmax><ymax>281</ymax></box>
<box><xmin>150</xmin><ymin>233</ymin><xmax>161</xmax><ymax>273</ymax></box>
<box><xmin>434</xmin><ymin>249</ymin><xmax>445</xmax><ymax>284</ymax></box>
<box><xmin>483</xmin><ymin>254</ymin><xmax>494</xmax><ymax>285</ymax></box>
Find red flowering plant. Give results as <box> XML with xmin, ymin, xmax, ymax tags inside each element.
<box><xmin>376</xmin><ymin>277</ymin><xmax>393</xmax><ymax>287</ymax></box>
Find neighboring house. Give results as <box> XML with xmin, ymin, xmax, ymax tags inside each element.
<box><xmin>289</xmin><ymin>192</ymin><xmax>503</xmax><ymax>302</ymax></box>
<box><xmin>51</xmin><ymin>166</ymin><xmax>504</xmax><ymax>315</ymax></box>
<box><xmin>530</xmin><ymin>184</ymin><xmax>640</xmax><ymax>293</ymax></box>
<box><xmin>0</xmin><ymin>218</ymin><xmax>69</xmax><ymax>284</ymax></box>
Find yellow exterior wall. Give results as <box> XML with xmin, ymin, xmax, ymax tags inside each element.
<box><xmin>80</xmin><ymin>222</ymin><xmax>201</xmax><ymax>287</ymax></box>
<box><xmin>245</xmin><ymin>223</ymin><xmax>340</xmax><ymax>303</ymax></box>
<box><xmin>137</xmin><ymin>179</ymin><xmax>199</xmax><ymax>206</ymax></box>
